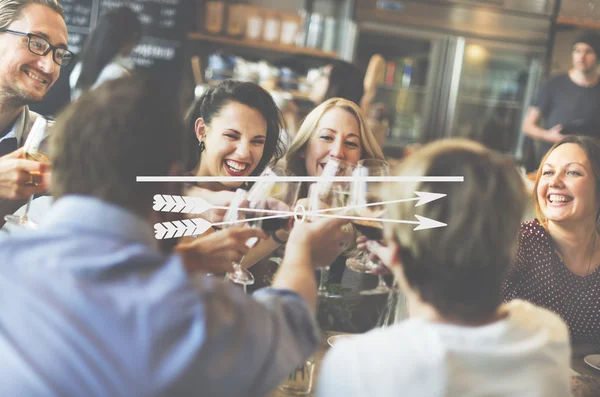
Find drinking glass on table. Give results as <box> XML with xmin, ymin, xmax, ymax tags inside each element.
<box><xmin>277</xmin><ymin>355</ymin><xmax>315</xmax><ymax>395</ymax></box>
<box><xmin>345</xmin><ymin>158</ymin><xmax>391</xmax><ymax>295</ymax></box>
<box><xmin>4</xmin><ymin>117</ymin><xmax>52</xmax><ymax>229</ymax></box>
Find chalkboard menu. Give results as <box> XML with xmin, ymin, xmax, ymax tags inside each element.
<box><xmin>31</xmin><ymin>0</ymin><xmax>190</xmax><ymax>116</ymax></box>
<box><xmin>62</xmin><ymin>0</ymin><xmax>189</xmax><ymax>74</ymax></box>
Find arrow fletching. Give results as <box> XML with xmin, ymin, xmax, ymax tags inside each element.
<box><xmin>154</xmin><ymin>218</ymin><xmax>213</xmax><ymax>239</ymax></box>
<box><xmin>153</xmin><ymin>194</ymin><xmax>213</xmax><ymax>214</ymax></box>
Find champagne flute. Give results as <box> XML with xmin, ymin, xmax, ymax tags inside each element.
<box><xmin>347</xmin><ymin>158</ymin><xmax>391</xmax><ymax>295</ymax></box>
<box><xmin>4</xmin><ymin>117</ymin><xmax>52</xmax><ymax>229</ymax></box>
<box><xmin>221</xmin><ymin>188</ymin><xmax>258</xmax><ymax>291</ymax></box>
<box><xmin>251</xmin><ymin>166</ymin><xmax>301</xmax><ymax>238</ymax></box>
<box><xmin>221</xmin><ymin>167</ymin><xmax>301</xmax><ymax>291</ymax></box>
<box><xmin>308</xmin><ymin>158</ymin><xmax>355</xmax><ymax>297</ymax></box>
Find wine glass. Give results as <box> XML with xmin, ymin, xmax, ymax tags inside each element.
<box><xmin>347</xmin><ymin>158</ymin><xmax>391</xmax><ymax>295</ymax></box>
<box><xmin>220</xmin><ymin>188</ymin><xmax>258</xmax><ymax>291</ymax></box>
<box><xmin>248</xmin><ymin>166</ymin><xmax>301</xmax><ymax>238</ymax></box>
<box><xmin>220</xmin><ymin>167</ymin><xmax>301</xmax><ymax>292</ymax></box>
<box><xmin>4</xmin><ymin>117</ymin><xmax>52</xmax><ymax>229</ymax></box>
<box><xmin>308</xmin><ymin>158</ymin><xmax>355</xmax><ymax>297</ymax></box>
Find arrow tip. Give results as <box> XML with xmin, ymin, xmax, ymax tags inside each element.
<box><xmin>414</xmin><ymin>215</ymin><xmax>447</xmax><ymax>231</ymax></box>
<box><xmin>414</xmin><ymin>191</ymin><xmax>446</xmax><ymax>207</ymax></box>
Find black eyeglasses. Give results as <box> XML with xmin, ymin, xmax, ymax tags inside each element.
<box><xmin>0</xmin><ymin>29</ymin><xmax>74</xmax><ymax>66</ymax></box>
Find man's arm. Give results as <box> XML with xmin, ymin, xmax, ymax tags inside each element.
<box><xmin>522</xmin><ymin>107</ymin><xmax>564</xmax><ymax>144</ymax></box>
<box><xmin>272</xmin><ymin>217</ymin><xmax>349</xmax><ymax>311</ymax></box>
<box><xmin>188</xmin><ymin>217</ymin><xmax>350</xmax><ymax>396</ymax></box>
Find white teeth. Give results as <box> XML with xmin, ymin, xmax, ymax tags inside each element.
<box><xmin>25</xmin><ymin>70</ymin><xmax>46</xmax><ymax>84</ymax></box>
<box><xmin>225</xmin><ymin>160</ymin><xmax>248</xmax><ymax>172</ymax></box>
<box><xmin>549</xmin><ymin>194</ymin><xmax>572</xmax><ymax>203</ymax></box>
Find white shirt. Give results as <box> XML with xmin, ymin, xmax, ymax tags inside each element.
<box><xmin>317</xmin><ymin>300</ymin><xmax>572</xmax><ymax>397</ymax></box>
<box><xmin>70</xmin><ymin>55</ymin><xmax>134</xmax><ymax>101</ymax></box>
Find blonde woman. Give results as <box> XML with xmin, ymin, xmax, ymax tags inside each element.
<box><xmin>252</xmin><ymin>97</ymin><xmax>383</xmax><ymax>250</ymax></box>
<box><xmin>286</xmin><ymin>98</ymin><xmax>384</xmax><ymax>184</ymax></box>
<box><xmin>247</xmin><ymin>98</ymin><xmax>385</xmax><ymax>304</ymax></box>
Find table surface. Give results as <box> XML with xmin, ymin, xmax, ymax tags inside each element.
<box><xmin>269</xmin><ymin>332</ymin><xmax>600</xmax><ymax>397</ymax></box>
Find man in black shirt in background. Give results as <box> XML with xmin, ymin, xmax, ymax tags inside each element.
<box><xmin>522</xmin><ymin>32</ymin><xmax>600</xmax><ymax>163</ymax></box>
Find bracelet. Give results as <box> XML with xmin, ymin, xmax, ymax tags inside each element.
<box><xmin>271</xmin><ymin>230</ymin><xmax>287</xmax><ymax>245</ymax></box>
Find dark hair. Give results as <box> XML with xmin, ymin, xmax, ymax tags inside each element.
<box><xmin>385</xmin><ymin>139</ymin><xmax>526</xmax><ymax>324</ymax></box>
<box><xmin>533</xmin><ymin>135</ymin><xmax>600</xmax><ymax>233</ymax></box>
<box><xmin>75</xmin><ymin>6</ymin><xmax>141</xmax><ymax>91</ymax></box>
<box><xmin>51</xmin><ymin>76</ymin><xmax>184</xmax><ymax>216</ymax></box>
<box><xmin>573</xmin><ymin>31</ymin><xmax>600</xmax><ymax>59</ymax></box>
<box><xmin>185</xmin><ymin>79</ymin><xmax>286</xmax><ymax>174</ymax></box>
<box><xmin>324</xmin><ymin>61</ymin><xmax>365</xmax><ymax>105</ymax></box>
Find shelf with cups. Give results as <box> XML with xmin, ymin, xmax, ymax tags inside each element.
<box><xmin>187</xmin><ymin>32</ymin><xmax>339</xmax><ymax>60</ymax></box>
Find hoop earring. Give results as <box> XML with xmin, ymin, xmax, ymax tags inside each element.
<box><xmin>199</xmin><ymin>141</ymin><xmax>205</xmax><ymax>153</ymax></box>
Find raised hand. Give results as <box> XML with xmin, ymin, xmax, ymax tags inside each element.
<box><xmin>178</xmin><ymin>227</ymin><xmax>267</xmax><ymax>274</ymax></box>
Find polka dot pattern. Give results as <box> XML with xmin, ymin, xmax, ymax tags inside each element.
<box><xmin>502</xmin><ymin>220</ymin><xmax>600</xmax><ymax>347</ymax></box>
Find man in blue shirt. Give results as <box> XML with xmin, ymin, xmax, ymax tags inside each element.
<box><xmin>0</xmin><ymin>76</ymin><xmax>350</xmax><ymax>396</ymax></box>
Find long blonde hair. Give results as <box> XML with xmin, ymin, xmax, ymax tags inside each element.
<box><xmin>285</xmin><ymin>98</ymin><xmax>384</xmax><ymax>177</ymax></box>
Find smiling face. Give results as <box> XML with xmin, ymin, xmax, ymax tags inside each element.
<box><xmin>0</xmin><ymin>4</ymin><xmax>67</xmax><ymax>106</ymax></box>
<box><xmin>572</xmin><ymin>43</ymin><xmax>598</xmax><ymax>75</ymax></box>
<box><xmin>196</xmin><ymin>101</ymin><xmax>267</xmax><ymax>190</ymax></box>
<box><xmin>303</xmin><ymin>106</ymin><xmax>362</xmax><ymax>177</ymax></box>
<box><xmin>537</xmin><ymin>143</ymin><xmax>599</xmax><ymax>226</ymax></box>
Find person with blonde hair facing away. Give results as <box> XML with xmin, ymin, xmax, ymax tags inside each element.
<box><xmin>318</xmin><ymin>139</ymin><xmax>571</xmax><ymax>397</ymax></box>
<box><xmin>503</xmin><ymin>135</ymin><xmax>600</xmax><ymax>353</ymax></box>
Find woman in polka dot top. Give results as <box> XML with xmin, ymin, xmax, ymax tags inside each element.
<box><xmin>503</xmin><ymin>135</ymin><xmax>600</xmax><ymax>351</ymax></box>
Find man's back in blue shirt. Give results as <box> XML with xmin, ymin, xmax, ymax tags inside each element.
<box><xmin>0</xmin><ymin>196</ymin><xmax>319</xmax><ymax>397</ymax></box>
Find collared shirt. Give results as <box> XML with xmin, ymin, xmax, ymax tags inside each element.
<box><xmin>0</xmin><ymin>195</ymin><xmax>319</xmax><ymax>397</ymax></box>
<box><xmin>0</xmin><ymin>105</ymin><xmax>38</xmax><ymax>147</ymax></box>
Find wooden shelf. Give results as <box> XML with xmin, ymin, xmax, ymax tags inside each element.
<box><xmin>187</xmin><ymin>32</ymin><xmax>339</xmax><ymax>60</ymax></box>
<box><xmin>557</xmin><ymin>16</ymin><xmax>600</xmax><ymax>30</ymax></box>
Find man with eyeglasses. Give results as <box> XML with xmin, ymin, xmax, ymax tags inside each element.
<box><xmin>0</xmin><ymin>0</ymin><xmax>71</xmax><ymax>226</ymax></box>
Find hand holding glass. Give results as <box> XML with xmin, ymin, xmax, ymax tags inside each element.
<box><xmin>4</xmin><ymin>117</ymin><xmax>52</xmax><ymax>229</ymax></box>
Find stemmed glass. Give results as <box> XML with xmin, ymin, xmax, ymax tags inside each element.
<box><xmin>308</xmin><ymin>158</ymin><xmax>355</xmax><ymax>297</ymax></box>
<box><xmin>219</xmin><ymin>166</ymin><xmax>301</xmax><ymax>292</ymax></box>
<box><xmin>4</xmin><ymin>117</ymin><xmax>52</xmax><ymax>229</ymax></box>
<box><xmin>220</xmin><ymin>188</ymin><xmax>259</xmax><ymax>291</ymax></box>
<box><xmin>346</xmin><ymin>158</ymin><xmax>391</xmax><ymax>295</ymax></box>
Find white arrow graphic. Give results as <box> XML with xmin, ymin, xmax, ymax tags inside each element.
<box><xmin>316</xmin><ymin>191</ymin><xmax>446</xmax><ymax>214</ymax></box>
<box><xmin>413</xmin><ymin>215</ymin><xmax>447</xmax><ymax>230</ymax></box>
<box><xmin>315</xmin><ymin>213</ymin><xmax>447</xmax><ymax>231</ymax></box>
<box><xmin>154</xmin><ymin>218</ymin><xmax>213</xmax><ymax>239</ymax></box>
<box><xmin>414</xmin><ymin>191</ymin><xmax>447</xmax><ymax>207</ymax></box>
<box><xmin>152</xmin><ymin>191</ymin><xmax>448</xmax><ymax>238</ymax></box>
<box><xmin>153</xmin><ymin>195</ymin><xmax>214</xmax><ymax>214</ymax></box>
